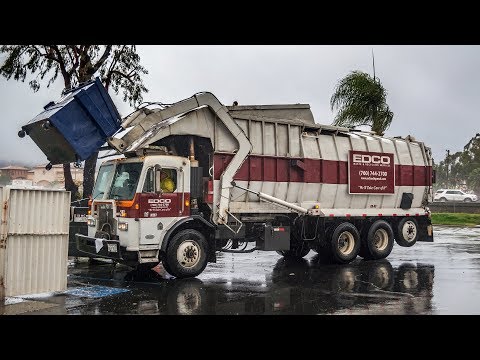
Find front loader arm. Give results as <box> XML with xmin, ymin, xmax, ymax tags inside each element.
<box><xmin>108</xmin><ymin>92</ymin><xmax>252</xmax><ymax>225</ymax></box>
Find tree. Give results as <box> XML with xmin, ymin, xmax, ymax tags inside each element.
<box><xmin>0</xmin><ymin>171</ymin><xmax>11</xmax><ymax>186</ymax></box>
<box><xmin>0</xmin><ymin>45</ymin><xmax>149</xmax><ymax>200</ymax></box>
<box><xmin>434</xmin><ymin>133</ymin><xmax>480</xmax><ymax>192</ymax></box>
<box><xmin>330</xmin><ymin>71</ymin><xmax>393</xmax><ymax>135</ymax></box>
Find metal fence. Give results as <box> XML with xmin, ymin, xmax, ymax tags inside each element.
<box><xmin>1</xmin><ymin>187</ymin><xmax>70</xmax><ymax>298</ymax></box>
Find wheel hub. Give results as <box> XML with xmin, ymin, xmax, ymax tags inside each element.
<box><xmin>338</xmin><ymin>231</ymin><xmax>355</xmax><ymax>255</ymax></box>
<box><xmin>177</xmin><ymin>240</ymin><xmax>201</xmax><ymax>268</ymax></box>
<box><xmin>402</xmin><ymin>221</ymin><xmax>417</xmax><ymax>242</ymax></box>
<box><xmin>373</xmin><ymin>228</ymin><xmax>388</xmax><ymax>251</ymax></box>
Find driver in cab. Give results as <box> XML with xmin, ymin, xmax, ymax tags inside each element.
<box><xmin>160</xmin><ymin>169</ymin><xmax>175</xmax><ymax>193</ymax></box>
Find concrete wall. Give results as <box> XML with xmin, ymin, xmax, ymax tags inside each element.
<box><xmin>429</xmin><ymin>202</ymin><xmax>480</xmax><ymax>214</ymax></box>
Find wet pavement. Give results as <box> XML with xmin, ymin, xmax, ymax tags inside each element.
<box><xmin>2</xmin><ymin>225</ymin><xmax>480</xmax><ymax>315</ymax></box>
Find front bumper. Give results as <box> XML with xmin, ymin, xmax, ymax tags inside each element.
<box><xmin>75</xmin><ymin>234</ymin><xmax>123</xmax><ymax>260</ymax></box>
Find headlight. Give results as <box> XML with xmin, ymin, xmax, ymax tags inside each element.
<box><xmin>118</xmin><ymin>222</ymin><xmax>128</xmax><ymax>231</ymax></box>
<box><xmin>87</xmin><ymin>217</ymin><xmax>96</xmax><ymax>227</ymax></box>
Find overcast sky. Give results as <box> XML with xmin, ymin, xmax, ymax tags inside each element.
<box><xmin>0</xmin><ymin>45</ymin><xmax>478</xmax><ymax>166</ymax></box>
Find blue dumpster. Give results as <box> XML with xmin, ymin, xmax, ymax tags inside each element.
<box><xmin>21</xmin><ymin>77</ymin><xmax>121</xmax><ymax>164</ymax></box>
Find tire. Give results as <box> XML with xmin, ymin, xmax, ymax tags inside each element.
<box><xmin>164</xmin><ymin>229</ymin><xmax>208</xmax><ymax>278</ymax></box>
<box><xmin>360</xmin><ymin>220</ymin><xmax>394</xmax><ymax>260</ymax></box>
<box><xmin>162</xmin><ymin>259</ymin><xmax>173</xmax><ymax>275</ymax></box>
<box><xmin>276</xmin><ymin>243</ymin><xmax>310</xmax><ymax>259</ymax></box>
<box><xmin>328</xmin><ymin>222</ymin><xmax>361</xmax><ymax>264</ymax></box>
<box><xmin>464</xmin><ymin>198</ymin><xmax>472</xmax><ymax>203</ymax></box>
<box><xmin>440</xmin><ymin>197</ymin><xmax>447</xmax><ymax>202</ymax></box>
<box><xmin>394</xmin><ymin>217</ymin><xmax>419</xmax><ymax>247</ymax></box>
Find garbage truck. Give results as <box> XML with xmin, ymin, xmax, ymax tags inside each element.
<box><xmin>19</xmin><ymin>78</ymin><xmax>434</xmax><ymax>278</ymax></box>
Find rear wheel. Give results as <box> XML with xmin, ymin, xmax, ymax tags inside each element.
<box><xmin>328</xmin><ymin>222</ymin><xmax>361</xmax><ymax>264</ymax></box>
<box><xmin>164</xmin><ymin>229</ymin><xmax>208</xmax><ymax>278</ymax></box>
<box><xmin>360</xmin><ymin>220</ymin><xmax>394</xmax><ymax>260</ymax></box>
<box><xmin>394</xmin><ymin>217</ymin><xmax>419</xmax><ymax>247</ymax></box>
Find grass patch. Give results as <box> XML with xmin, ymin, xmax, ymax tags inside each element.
<box><xmin>431</xmin><ymin>212</ymin><xmax>480</xmax><ymax>226</ymax></box>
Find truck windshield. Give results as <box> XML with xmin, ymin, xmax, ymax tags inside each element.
<box><xmin>92</xmin><ymin>164</ymin><xmax>114</xmax><ymax>199</ymax></box>
<box><xmin>108</xmin><ymin>162</ymin><xmax>143</xmax><ymax>200</ymax></box>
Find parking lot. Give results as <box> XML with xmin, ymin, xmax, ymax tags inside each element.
<box><xmin>2</xmin><ymin>225</ymin><xmax>480</xmax><ymax>315</ymax></box>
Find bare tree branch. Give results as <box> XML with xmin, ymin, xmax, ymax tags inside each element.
<box><xmin>0</xmin><ymin>44</ymin><xmax>148</xmax><ymax>198</ymax></box>
<box><xmin>110</xmin><ymin>69</ymin><xmax>135</xmax><ymax>85</ymax></box>
<box><xmin>104</xmin><ymin>45</ymin><xmax>126</xmax><ymax>90</ymax></box>
<box><xmin>50</xmin><ymin>45</ymin><xmax>71</xmax><ymax>87</ymax></box>
<box><xmin>92</xmin><ymin>45</ymin><xmax>112</xmax><ymax>73</ymax></box>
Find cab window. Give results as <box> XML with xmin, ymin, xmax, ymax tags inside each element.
<box><xmin>143</xmin><ymin>168</ymin><xmax>155</xmax><ymax>193</ymax></box>
<box><xmin>160</xmin><ymin>169</ymin><xmax>177</xmax><ymax>193</ymax></box>
<box><xmin>143</xmin><ymin>167</ymin><xmax>178</xmax><ymax>193</ymax></box>
<box><xmin>108</xmin><ymin>162</ymin><xmax>143</xmax><ymax>200</ymax></box>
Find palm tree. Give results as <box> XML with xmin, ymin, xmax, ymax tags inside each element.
<box><xmin>330</xmin><ymin>71</ymin><xmax>393</xmax><ymax>136</ymax></box>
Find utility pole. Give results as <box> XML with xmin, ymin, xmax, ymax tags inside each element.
<box><xmin>446</xmin><ymin>149</ymin><xmax>450</xmax><ymax>187</ymax></box>
<box><xmin>372</xmin><ymin>48</ymin><xmax>376</xmax><ymax>81</ymax></box>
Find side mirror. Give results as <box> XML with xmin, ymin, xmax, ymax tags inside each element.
<box><xmin>154</xmin><ymin>165</ymin><xmax>163</xmax><ymax>194</ymax></box>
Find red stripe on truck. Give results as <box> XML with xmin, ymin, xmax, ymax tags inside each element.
<box><xmin>214</xmin><ymin>154</ymin><xmax>433</xmax><ymax>186</ymax></box>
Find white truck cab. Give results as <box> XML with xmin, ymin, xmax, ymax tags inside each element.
<box><xmin>79</xmin><ymin>154</ymin><xmax>199</xmax><ymax>271</ymax></box>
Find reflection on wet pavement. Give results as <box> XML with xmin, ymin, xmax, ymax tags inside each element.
<box><xmin>3</xmin><ymin>225</ymin><xmax>480</xmax><ymax>315</ymax></box>
<box><xmin>31</xmin><ymin>253</ymin><xmax>436</xmax><ymax>315</ymax></box>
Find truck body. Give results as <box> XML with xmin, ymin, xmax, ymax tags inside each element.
<box><xmin>20</xmin><ymin>81</ymin><xmax>434</xmax><ymax>278</ymax></box>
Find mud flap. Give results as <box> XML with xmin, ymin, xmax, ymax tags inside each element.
<box><xmin>425</xmin><ymin>224</ymin><xmax>434</xmax><ymax>242</ymax></box>
<box><xmin>418</xmin><ymin>219</ymin><xmax>434</xmax><ymax>242</ymax></box>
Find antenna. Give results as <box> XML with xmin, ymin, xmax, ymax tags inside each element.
<box><xmin>372</xmin><ymin>48</ymin><xmax>376</xmax><ymax>81</ymax></box>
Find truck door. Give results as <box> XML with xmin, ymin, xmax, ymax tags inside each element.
<box><xmin>138</xmin><ymin>166</ymin><xmax>186</xmax><ymax>245</ymax></box>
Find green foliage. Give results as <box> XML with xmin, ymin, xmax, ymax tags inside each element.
<box><xmin>0</xmin><ymin>45</ymin><xmax>148</xmax><ymax>107</ymax></box>
<box><xmin>431</xmin><ymin>213</ymin><xmax>480</xmax><ymax>226</ymax></box>
<box><xmin>0</xmin><ymin>45</ymin><xmax>150</xmax><ymax>198</ymax></box>
<box><xmin>434</xmin><ymin>133</ymin><xmax>480</xmax><ymax>193</ymax></box>
<box><xmin>330</xmin><ymin>71</ymin><xmax>393</xmax><ymax>135</ymax></box>
<box><xmin>0</xmin><ymin>171</ymin><xmax>12</xmax><ymax>185</ymax></box>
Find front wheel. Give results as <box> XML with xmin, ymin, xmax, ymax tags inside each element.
<box><xmin>440</xmin><ymin>197</ymin><xmax>447</xmax><ymax>202</ymax></box>
<box><xmin>164</xmin><ymin>229</ymin><xmax>209</xmax><ymax>278</ymax></box>
<box><xmin>464</xmin><ymin>198</ymin><xmax>472</xmax><ymax>202</ymax></box>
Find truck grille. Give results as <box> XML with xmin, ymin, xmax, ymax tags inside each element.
<box><xmin>97</xmin><ymin>203</ymin><xmax>116</xmax><ymax>236</ymax></box>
